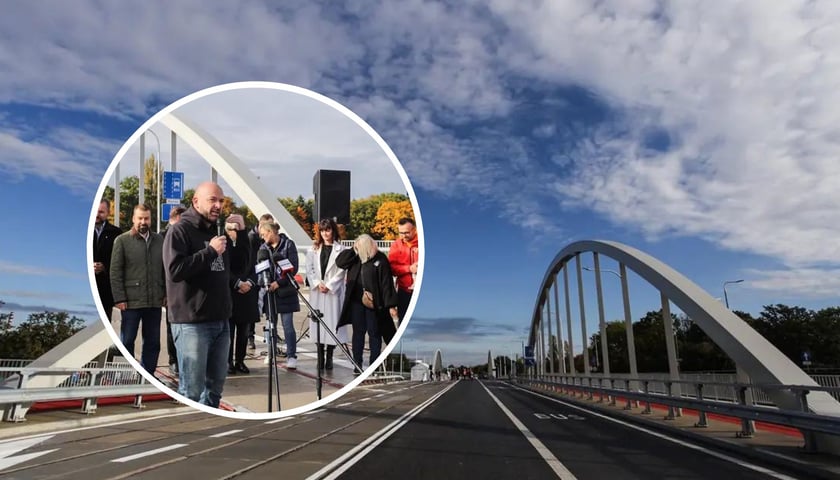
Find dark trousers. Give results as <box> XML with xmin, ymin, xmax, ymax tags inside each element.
<box><xmin>397</xmin><ymin>289</ymin><xmax>413</xmax><ymax>324</ymax></box>
<box><xmin>228</xmin><ymin>320</ymin><xmax>249</xmax><ymax>365</ymax></box>
<box><xmin>350</xmin><ymin>301</ymin><xmax>381</xmax><ymax>369</ymax></box>
<box><xmin>166</xmin><ymin>309</ymin><xmax>177</xmax><ymax>365</ymax></box>
<box><xmin>119</xmin><ymin>307</ymin><xmax>161</xmax><ymax>374</ymax></box>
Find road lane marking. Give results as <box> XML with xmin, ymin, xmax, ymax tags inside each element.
<box><xmin>0</xmin><ymin>410</ymin><xmax>197</xmax><ymax>444</ymax></box>
<box><xmin>264</xmin><ymin>417</ymin><xmax>293</xmax><ymax>425</ymax></box>
<box><xmin>306</xmin><ymin>382</ymin><xmax>459</xmax><ymax>480</ymax></box>
<box><xmin>0</xmin><ymin>435</ymin><xmax>58</xmax><ymax>470</ymax></box>
<box><xmin>304</xmin><ymin>409</ymin><xmax>326</xmax><ymax>415</ymax></box>
<box><xmin>480</xmin><ymin>382</ymin><xmax>577</xmax><ymax>479</ymax></box>
<box><xmin>335</xmin><ymin>402</ymin><xmax>353</xmax><ymax>408</ymax></box>
<box><xmin>111</xmin><ymin>444</ymin><xmax>188</xmax><ymax>463</ymax></box>
<box><xmin>209</xmin><ymin>430</ymin><xmax>243</xmax><ymax>438</ymax></box>
<box><xmin>509</xmin><ymin>383</ymin><xmax>798</xmax><ymax>480</ymax></box>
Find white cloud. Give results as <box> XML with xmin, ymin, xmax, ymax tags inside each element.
<box><xmin>0</xmin><ymin>124</ymin><xmax>117</xmax><ymax>194</ymax></box>
<box><xmin>2</xmin><ymin>0</ymin><xmax>840</xmax><ymax>299</ymax></box>
<box><xmin>0</xmin><ymin>260</ymin><xmax>85</xmax><ymax>279</ymax></box>
<box><xmin>745</xmin><ymin>268</ymin><xmax>840</xmax><ymax>299</ymax></box>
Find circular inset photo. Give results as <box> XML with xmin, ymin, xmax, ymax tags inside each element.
<box><xmin>88</xmin><ymin>82</ymin><xmax>423</xmax><ymax>418</ymax></box>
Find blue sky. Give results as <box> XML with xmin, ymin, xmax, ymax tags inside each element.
<box><xmin>1</xmin><ymin>1</ymin><xmax>839</xmax><ymax>367</ymax></box>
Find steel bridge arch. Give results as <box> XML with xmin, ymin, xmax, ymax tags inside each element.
<box><xmin>528</xmin><ymin>240</ymin><xmax>840</xmax><ymax>416</ymax></box>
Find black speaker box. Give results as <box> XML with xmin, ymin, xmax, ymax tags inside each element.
<box><xmin>313</xmin><ymin>170</ymin><xmax>351</xmax><ymax>224</ymax></box>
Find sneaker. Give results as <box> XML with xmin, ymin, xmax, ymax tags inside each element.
<box><xmin>287</xmin><ymin>357</ymin><xmax>297</xmax><ymax>370</ymax></box>
<box><xmin>169</xmin><ymin>363</ymin><xmax>178</xmax><ymax>376</ymax></box>
<box><xmin>264</xmin><ymin>356</ymin><xmax>271</xmax><ymax>365</ymax></box>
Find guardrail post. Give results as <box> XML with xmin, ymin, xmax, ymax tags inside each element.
<box><xmin>624</xmin><ymin>379</ymin><xmax>633</xmax><ymax>410</ymax></box>
<box><xmin>609</xmin><ymin>379</ymin><xmax>617</xmax><ymax>406</ymax></box>
<box><xmin>735</xmin><ymin>386</ymin><xmax>755</xmax><ymax>438</ymax></box>
<box><xmin>664</xmin><ymin>381</ymin><xmax>676</xmax><ymax>420</ymax></box>
<box><xmin>641</xmin><ymin>380</ymin><xmax>652</xmax><ymax>415</ymax></box>
<box><xmin>81</xmin><ymin>370</ymin><xmax>100</xmax><ymax>415</ymax></box>
<box><xmin>133</xmin><ymin>394</ymin><xmax>146</xmax><ymax>409</ymax></box>
<box><xmin>597</xmin><ymin>378</ymin><xmax>605</xmax><ymax>403</ymax></box>
<box><xmin>799</xmin><ymin>390</ymin><xmax>818</xmax><ymax>452</ymax></box>
<box><xmin>587</xmin><ymin>378</ymin><xmax>594</xmax><ymax>400</ymax></box>
<box><xmin>694</xmin><ymin>383</ymin><xmax>708</xmax><ymax>428</ymax></box>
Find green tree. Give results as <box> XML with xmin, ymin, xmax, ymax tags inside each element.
<box><xmin>0</xmin><ymin>311</ymin><xmax>85</xmax><ymax>359</ymax></box>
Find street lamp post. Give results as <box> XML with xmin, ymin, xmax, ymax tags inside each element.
<box><xmin>583</xmin><ymin>266</ymin><xmax>621</xmax><ymax>279</ymax></box>
<box><xmin>723</xmin><ymin>279</ymin><xmax>744</xmax><ymax>309</ymax></box>
<box><xmin>143</xmin><ymin>129</ymin><xmax>163</xmax><ymax>233</ymax></box>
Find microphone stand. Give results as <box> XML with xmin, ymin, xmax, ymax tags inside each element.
<box><xmin>261</xmin><ymin>278</ymin><xmax>282</xmax><ymax>412</ymax></box>
<box><xmin>284</xmin><ymin>273</ymin><xmax>363</xmax><ymax>400</ymax></box>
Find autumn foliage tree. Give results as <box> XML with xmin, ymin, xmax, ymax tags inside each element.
<box><xmin>372</xmin><ymin>200</ymin><xmax>415</xmax><ymax>240</ymax></box>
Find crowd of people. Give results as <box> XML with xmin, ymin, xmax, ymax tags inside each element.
<box><xmin>93</xmin><ymin>181</ymin><xmax>419</xmax><ymax>408</ymax></box>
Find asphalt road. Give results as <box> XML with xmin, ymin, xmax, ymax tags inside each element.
<box><xmin>0</xmin><ymin>380</ymin><xmax>807</xmax><ymax>479</ymax></box>
<box><xmin>331</xmin><ymin>380</ymin><xmax>803</xmax><ymax>480</ymax></box>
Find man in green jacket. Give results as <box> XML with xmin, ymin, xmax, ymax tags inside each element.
<box><xmin>110</xmin><ymin>204</ymin><xmax>166</xmax><ymax>374</ymax></box>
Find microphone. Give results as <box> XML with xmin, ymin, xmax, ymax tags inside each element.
<box><xmin>255</xmin><ymin>249</ymin><xmax>273</xmax><ymax>288</ymax></box>
<box><xmin>276</xmin><ymin>258</ymin><xmax>295</xmax><ymax>278</ymax></box>
<box><xmin>216</xmin><ymin>217</ymin><xmax>223</xmax><ymax>236</ymax></box>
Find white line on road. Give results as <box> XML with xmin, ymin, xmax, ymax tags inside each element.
<box><xmin>509</xmin><ymin>383</ymin><xmax>798</xmax><ymax>480</ymax></box>
<box><xmin>209</xmin><ymin>430</ymin><xmax>243</xmax><ymax>438</ymax></box>
<box><xmin>306</xmin><ymin>381</ymin><xmax>459</xmax><ymax>480</ymax></box>
<box><xmin>304</xmin><ymin>409</ymin><xmax>326</xmax><ymax>416</ymax></box>
<box><xmin>0</xmin><ymin>410</ymin><xmax>198</xmax><ymax>445</ymax></box>
<box><xmin>335</xmin><ymin>402</ymin><xmax>353</xmax><ymax>408</ymax></box>
<box><xmin>111</xmin><ymin>444</ymin><xmax>188</xmax><ymax>463</ymax></box>
<box><xmin>480</xmin><ymin>381</ymin><xmax>577</xmax><ymax>479</ymax></box>
<box><xmin>264</xmin><ymin>417</ymin><xmax>293</xmax><ymax>425</ymax></box>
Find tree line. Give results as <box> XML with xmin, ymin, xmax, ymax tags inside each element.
<box><xmin>515</xmin><ymin>303</ymin><xmax>840</xmax><ymax>375</ymax></box>
<box><xmin>102</xmin><ymin>156</ymin><xmax>414</xmax><ymax>240</ymax></box>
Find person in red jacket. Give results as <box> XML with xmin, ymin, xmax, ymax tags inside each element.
<box><xmin>388</xmin><ymin>217</ymin><xmax>419</xmax><ymax>324</ymax></box>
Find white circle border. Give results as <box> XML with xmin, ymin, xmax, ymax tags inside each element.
<box><xmin>87</xmin><ymin>81</ymin><xmax>425</xmax><ymax>420</ymax></box>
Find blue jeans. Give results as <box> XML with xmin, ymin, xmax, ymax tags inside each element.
<box><xmin>273</xmin><ymin>312</ymin><xmax>296</xmax><ymax>358</ymax></box>
<box><xmin>120</xmin><ymin>307</ymin><xmax>161</xmax><ymax>374</ymax></box>
<box><xmin>350</xmin><ymin>301</ymin><xmax>381</xmax><ymax>369</ymax></box>
<box><xmin>171</xmin><ymin>320</ymin><xmax>230</xmax><ymax>408</ymax></box>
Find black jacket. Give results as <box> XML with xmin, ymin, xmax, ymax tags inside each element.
<box><xmin>261</xmin><ymin>234</ymin><xmax>300</xmax><ymax>315</ymax></box>
<box><xmin>230</xmin><ymin>229</ymin><xmax>261</xmax><ymax>325</ymax></box>
<box><xmin>336</xmin><ymin>249</ymin><xmax>398</xmax><ymax>341</ymax></box>
<box><xmin>92</xmin><ymin>221</ymin><xmax>122</xmax><ymax>309</ymax></box>
<box><xmin>162</xmin><ymin>207</ymin><xmax>248</xmax><ymax>324</ymax></box>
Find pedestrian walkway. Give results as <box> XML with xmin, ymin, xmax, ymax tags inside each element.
<box><xmin>113</xmin><ymin>293</ymin><xmax>380</xmax><ymax>413</ymax></box>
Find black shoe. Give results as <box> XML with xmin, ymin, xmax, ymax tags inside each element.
<box><xmin>248</xmin><ymin>338</ymin><xmax>256</xmax><ymax>350</ymax></box>
<box><xmin>227</xmin><ymin>363</ymin><xmax>237</xmax><ymax>375</ymax></box>
<box><xmin>235</xmin><ymin>362</ymin><xmax>250</xmax><ymax>374</ymax></box>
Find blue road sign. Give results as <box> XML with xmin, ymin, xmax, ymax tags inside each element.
<box><xmin>524</xmin><ymin>345</ymin><xmax>535</xmax><ymax>366</ymax></box>
<box><xmin>161</xmin><ymin>203</ymin><xmax>183</xmax><ymax>223</ymax></box>
<box><xmin>163</xmin><ymin>171</ymin><xmax>184</xmax><ymax>200</ymax></box>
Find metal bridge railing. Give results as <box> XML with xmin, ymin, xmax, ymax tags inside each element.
<box><xmin>519</xmin><ymin>373</ymin><xmax>840</xmax><ymax>450</ymax></box>
<box><xmin>0</xmin><ymin>363</ymin><xmax>165</xmax><ymax>422</ymax></box>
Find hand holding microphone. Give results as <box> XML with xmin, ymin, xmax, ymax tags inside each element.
<box><xmin>209</xmin><ymin>235</ymin><xmax>227</xmax><ymax>255</ymax></box>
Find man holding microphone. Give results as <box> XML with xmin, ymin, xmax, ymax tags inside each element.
<box><xmin>163</xmin><ymin>181</ymin><xmax>249</xmax><ymax>408</ymax></box>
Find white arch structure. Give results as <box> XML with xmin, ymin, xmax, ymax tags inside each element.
<box><xmin>432</xmin><ymin>349</ymin><xmax>443</xmax><ymax>374</ymax></box>
<box><xmin>159</xmin><ymin>112</ymin><xmax>312</xmax><ymax>249</ymax></box>
<box><xmin>528</xmin><ymin>240</ymin><xmax>840</xmax><ymax>418</ymax></box>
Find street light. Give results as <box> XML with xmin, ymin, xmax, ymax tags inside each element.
<box><xmin>722</xmin><ymin>279</ymin><xmax>744</xmax><ymax>309</ymax></box>
<box><xmin>582</xmin><ymin>266</ymin><xmax>622</xmax><ymax>279</ymax></box>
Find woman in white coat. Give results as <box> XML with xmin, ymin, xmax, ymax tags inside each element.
<box><xmin>305</xmin><ymin>217</ymin><xmax>348</xmax><ymax>371</ymax></box>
